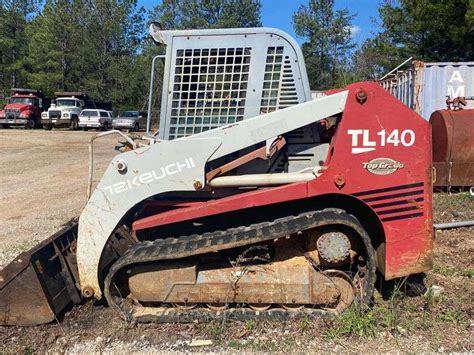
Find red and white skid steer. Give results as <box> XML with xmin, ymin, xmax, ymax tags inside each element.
<box><xmin>0</xmin><ymin>25</ymin><xmax>433</xmax><ymax>326</ymax></box>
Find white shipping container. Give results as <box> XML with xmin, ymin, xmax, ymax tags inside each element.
<box><xmin>379</xmin><ymin>61</ymin><xmax>474</xmax><ymax>119</ymax></box>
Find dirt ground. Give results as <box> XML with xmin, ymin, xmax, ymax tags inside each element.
<box><xmin>0</xmin><ymin>129</ymin><xmax>473</xmax><ymax>353</ymax></box>
<box><xmin>0</xmin><ymin>129</ymin><xmax>118</xmax><ymax>268</ymax></box>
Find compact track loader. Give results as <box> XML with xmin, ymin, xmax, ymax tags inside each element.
<box><xmin>0</xmin><ymin>26</ymin><xmax>433</xmax><ymax>326</ymax></box>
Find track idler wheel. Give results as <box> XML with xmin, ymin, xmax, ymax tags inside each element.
<box><xmin>321</xmin><ymin>270</ymin><xmax>356</xmax><ymax>314</ymax></box>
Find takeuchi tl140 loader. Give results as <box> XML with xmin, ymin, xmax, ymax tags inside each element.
<box><xmin>0</xmin><ymin>25</ymin><xmax>433</xmax><ymax>326</ymax></box>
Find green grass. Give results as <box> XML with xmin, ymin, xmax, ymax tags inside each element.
<box><xmin>437</xmin><ymin>310</ymin><xmax>466</xmax><ymax>326</ymax></box>
<box><xmin>434</xmin><ymin>191</ymin><xmax>472</xmax><ymax>207</ymax></box>
<box><xmin>323</xmin><ymin>304</ymin><xmax>377</xmax><ymax>339</ymax></box>
<box><xmin>227</xmin><ymin>339</ymin><xmax>281</xmax><ymax>351</ymax></box>
<box><xmin>299</xmin><ymin>314</ymin><xmax>311</xmax><ymax>333</ymax></box>
<box><xmin>433</xmin><ymin>264</ymin><xmax>474</xmax><ymax>278</ymax></box>
<box><xmin>23</xmin><ymin>347</ymin><xmax>36</xmax><ymax>355</ymax></box>
<box><xmin>460</xmin><ymin>268</ymin><xmax>474</xmax><ymax>278</ymax></box>
<box><xmin>207</xmin><ymin>324</ymin><xmax>225</xmax><ymax>339</ymax></box>
<box><xmin>244</xmin><ymin>319</ymin><xmax>256</xmax><ymax>331</ymax></box>
<box><xmin>433</xmin><ymin>192</ymin><xmax>474</xmax><ymax>222</ymax></box>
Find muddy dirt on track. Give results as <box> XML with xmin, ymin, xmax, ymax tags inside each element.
<box><xmin>0</xmin><ymin>129</ymin><xmax>118</xmax><ymax>268</ymax></box>
<box><xmin>0</xmin><ymin>130</ymin><xmax>473</xmax><ymax>353</ymax></box>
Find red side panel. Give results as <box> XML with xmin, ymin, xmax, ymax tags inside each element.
<box><xmin>133</xmin><ymin>82</ymin><xmax>433</xmax><ymax>280</ymax></box>
<box><xmin>311</xmin><ymin>82</ymin><xmax>433</xmax><ymax>278</ymax></box>
<box><xmin>133</xmin><ymin>183</ymin><xmax>309</xmax><ymax>229</ymax></box>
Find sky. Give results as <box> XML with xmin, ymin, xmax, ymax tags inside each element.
<box><xmin>138</xmin><ymin>0</ymin><xmax>381</xmax><ymax>45</ymax></box>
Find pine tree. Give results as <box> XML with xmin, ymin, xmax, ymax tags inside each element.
<box><xmin>81</xmin><ymin>0</ymin><xmax>146</xmax><ymax>107</ymax></box>
<box><xmin>150</xmin><ymin>0</ymin><xmax>262</xmax><ymax>30</ymax></box>
<box><xmin>0</xmin><ymin>0</ymin><xmax>40</xmax><ymax>94</ymax></box>
<box><xmin>293</xmin><ymin>0</ymin><xmax>356</xmax><ymax>90</ymax></box>
<box><xmin>352</xmin><ymin>0</ymin><xmax>474</xmax><ymax>80</ymax></box>
<box><xmin>27</xmin><ymin>0</ymin><xmax>85</xmax><ymax>95</ymax></box>
<box><xmin>378</xmin><ymin>0</ymin><xmax>474</xmax><ymax>62</ymax></box>
<box><xmin>27</xmin><ymin>0</ymin><xmax>147</xmax><ymax>109</ymax></box>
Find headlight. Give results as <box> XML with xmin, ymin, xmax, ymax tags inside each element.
<box><xmin>41</xmin><ymin>113</ymin><xmax>47</xmax><ymax>118</ymax></box>
<box><xmin>19</xmin><ymin>112</ymin><xmax>29</xmax><ymax>118</ymax></box>
<box><xmin>99</xmin><ymin>118</ymin><xmax>105</xmax><ymax>123</ymax></box>
<box><xmin>63</xmin><ymin>113</ymin><xmax>69</xmax><ymax>118</ymax></box>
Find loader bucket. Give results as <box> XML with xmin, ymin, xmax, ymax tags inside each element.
<box><xmin>0</xmin><ymin>223</ymin><xmax>81</xmax><ymax>326</ymax></box>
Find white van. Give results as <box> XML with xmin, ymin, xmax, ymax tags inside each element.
<box><xmin>78</xmin><ymin>109</ymin><xmax>112</xmax><ymax>130</ymax></box>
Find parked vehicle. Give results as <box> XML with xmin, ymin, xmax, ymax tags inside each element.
<box><xmin>0</xmin><ymin>88</ymin><xmax>50</xmax><ymax>129</ymax></box>
<box><xmin>41</xmin><ymin>92</ymin><xmax>112</xmax><ymax>130</ymax></box>
<box><xmin>78</xmin><ymin>109</ymin><xmax>113</xmax><ymax>130</ymax></box>
<box><xmin>112</xmin><ymin>111</ymin><xmax>146</xmax><ymax>131</ymax></box>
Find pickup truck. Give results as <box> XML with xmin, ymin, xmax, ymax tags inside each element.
<box><xmin>0</xmin><ymin>88</ymin><xmax>50</xmax><ymax>129</ymax></box>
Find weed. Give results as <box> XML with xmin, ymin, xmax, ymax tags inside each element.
<box><xmin>432</xmin><ymin>264</ymin><xmax>456</xmax><ymax>276</ymax></box>
<box><xmin>227</xmin><ymin>340</ymin><xmax>242</xmax><ymax>349</ymax></box>
<box><xmin>244</xmin><ymin>319</ymin><xmax>256</xmax><ymax>331</ymax></box>
<box><xmin>299</xmin><ymin>314</ymin><xmax>311</xmax><ymax>333</ymax></box>
<box><xmin>432</xmin><ymin>264</ymin><xmax>473</xmax><ymax>278</ymax></box>
<box><xmin>460</xmin><ymin>268</ymin><xmax>474</xmax><ymax>278</ymax></box>
<box><xmin>374</xmin><ymin>280</ymin><xmax>412</xmax><ymax>332</ymax></box>
<box><xmin>323</xmin><ymin>304</ymin><xmax>377</xmax><ymax>339</ymax></box>
<box><xmin>386</xmin><ymin>287</ymin><xmax>403</xmax><ymax>328</ymax></box>
<box><xmin>434</xmin><ymin>191</ymin><xmax>472</xmax><ymax>208</ymax></box>
<box><xmin>423</xmin><ymin>286</ymin><xmax>447</xmax><ymax>310</ymax></box>
<box><xmin>418</xmin><ymin>312</ymin><xmax>433</xmax><ymax>330</ymax></box>
<box><xmin>374</xmin><ymin>304</ymin><xmax>397</xmax><ymax>330</ymax></box>
<box><xmin>207</xmin><ymin>325</ymin><xmax>225</xmax><ymax>339</ymax></box>
<box><xmin>438</xmin><ymin>310</ymin><xmax>466</xmax><ymax>326</ymax></box>
<box><xmin>229</xmin><ymin>339</ymin><xmax>280</xmax><ymax>352</ymax></box>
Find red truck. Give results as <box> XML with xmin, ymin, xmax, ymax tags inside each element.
<box><xmin>0</xmin><ymin>88</ymin><xmax>50</xmax><ymax>129</ymax></box>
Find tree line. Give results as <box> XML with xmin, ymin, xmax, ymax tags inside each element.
<box><xmin>1</xmin><ymin>0</ymin><xmax>473</xmax><ymax>111</ymax></box>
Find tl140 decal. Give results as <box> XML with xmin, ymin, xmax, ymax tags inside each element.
<box><xmin>347</xmin><ymin>129</ymin><xmax>415</xmax><ymax>154</ymax></box>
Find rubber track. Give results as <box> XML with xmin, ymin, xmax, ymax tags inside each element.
<box><xmin>104</xmin><ymin>208</ymin><xmax>376</xmax><ymax>323</ymax></box>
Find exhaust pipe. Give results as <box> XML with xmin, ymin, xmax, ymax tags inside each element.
<box><xmin>0</xmin><ymin>223</ymin><xmax>81</xmax><ymax>326</ymax></box>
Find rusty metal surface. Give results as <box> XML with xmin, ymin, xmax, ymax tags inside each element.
<box><xmin>128</xmin><ymin>247</ymin><xmax>344</xmax><ymax>307</ymax></box>
<box><xmin>107</xmin><ymin>208</ymin><xmax>377</xmax><ymax>322</ymax></box>
<box><xmin>205</xmin><ymin>136</ymin><xmax>286</xmax><ymax>181</ymax></box>
<box><xmin>0</xmin><ymin>263</ymin><xmax>54</xmax><ymax>325</ymax></box>
<box><xmin>0</xmin><ymin>223</ymin><xmax>81</xmax><ymax>326</ymax></box>
<box><xmin>445</xmin><ymin>96</ymin><xmax>474</xmax><ymax>110</ymax></box>
<box><xmin>430</xmin><ymin>109</ymin><xmax>474</xmax><ymax>187</ymax></box>
<box><xmin>316</xmin><ymin>231</ymin><xmax>351</xmax><ymax>264</ymax></box>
